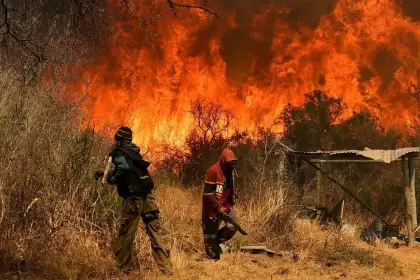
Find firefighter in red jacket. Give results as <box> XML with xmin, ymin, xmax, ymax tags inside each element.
<box><xmin>201</xmin><ymin>148</ymin><xmax>240</xmax><ymax>260</ymax></box>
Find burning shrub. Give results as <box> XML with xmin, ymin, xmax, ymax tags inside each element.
<box><xmin>155</xmin><ymin>99</ymin><xmax>238</xmax><ymax>186</ymax></box>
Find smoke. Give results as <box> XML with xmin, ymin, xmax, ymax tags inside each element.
<box><xmin>196</xmin><ymin>0</ymin><xmax>339</xmax><ymax>82</ymax></box>
<box><xmin>95</xmin><ymin>0</ymin><xmax>342</xmax><ymax>84</ymax></box>
<box><xmin>398</xmin><ymin>0</ymin><xmax>420</xmax><ymax>21</ymax></box>
<box><xmin>219</xmin><ymin>0</ymin><xmax>337</xmax><ymax>28</ymax></box>
<box><xmin>373</xmin><ymin>47</ymin><xmax>401</xmax><ymax>95</ymax></box>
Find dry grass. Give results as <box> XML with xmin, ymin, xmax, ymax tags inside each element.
<box><xmin>3</xmin><ymin>186</ymin><xmax>419</xmax><ymax>280</ymax></box>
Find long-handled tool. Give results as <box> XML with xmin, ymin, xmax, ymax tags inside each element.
<box><xmin>221</xmin><ymin>212</ymin><xmax>248</xmax><ymax>235</ymax></box>
<box><xmin>100</xmin><ymin>156</ymin><xmax>113</xmax><ymax>185</ymax></box>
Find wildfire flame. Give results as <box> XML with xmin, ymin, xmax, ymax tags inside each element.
<box><xmin>78</xmin><ymin>0</ymin><xmax>420</xmax><ymax>147</ymax></box>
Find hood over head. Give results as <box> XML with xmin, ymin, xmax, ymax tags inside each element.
<box><xmin>218</xmin><ymin>148</ymin><xmax>237</xmax><ymax>170</ymax></box>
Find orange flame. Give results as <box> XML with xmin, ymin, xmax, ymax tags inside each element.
<box><xmin>78</xmin><ymin>0</ymin><xmax>420</xmax><ymax>147</ymax></box>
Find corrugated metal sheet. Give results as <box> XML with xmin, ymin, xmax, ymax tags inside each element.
<box><xmin>357</xmin><ymin>148</ymin><xmax>420</xmax><ymax>163</ymax></box>
<box><xmin>287</xmin><ymin>147</ymin><xmax>420</xmax><ymax>163</ymax></box>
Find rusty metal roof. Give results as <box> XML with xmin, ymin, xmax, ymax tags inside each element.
<box><xmin>281</xmin><ymin>147</ymin><xmax>420</xmax><ymax>163</ymax></box>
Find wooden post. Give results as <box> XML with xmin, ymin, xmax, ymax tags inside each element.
<box><xmin>287</xmin><ymin>155</ymin><xmax>304</xmax><ymax>201</ymax></box>
<box><xmin>403</xmin><ymin>156</ymin><xmax>416</xmax><ymax>246</ymax></box>
<box><xmin>316</xmin><ymin>163</ymin><xmax>324</xmax><ymax>206</ymax></box>
<box><xmin>277</xmin><ymin>153</ymin><xmax>286</xmax><ymax>206</ymax></box>
<box><xmin>408</xmin><ymin>156</ymin><xmax>417</xmax><ymax>229</ymax></box>
<box><xmin>296</xmin><ymin>158</ymin><xmax>305</xmax><ymax>202</ymax></box>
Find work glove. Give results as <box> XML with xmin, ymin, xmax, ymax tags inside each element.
<box><xmin>106</xmin><ymin>172</ymin><xmax>116</xmax><ymax>184</ymax></box>
<box><xmin>216</xmin><ymin>205</ymin><xmax>226</xmax><ymax>215</ymax></box>
<box><xmin>94</xmin><ymin>171</ymin><xmax>104</xmax><ymax>181</ymax></box>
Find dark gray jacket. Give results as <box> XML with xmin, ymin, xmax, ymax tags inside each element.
<box><xmin>108</xmin><ymin>143</ymin><xmax>154</xmax><ymax>199</ymax></box>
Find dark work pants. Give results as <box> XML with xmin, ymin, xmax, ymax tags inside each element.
<box><xmin>114</xmin><ymin>193</ymin><xmax>172</xmax><ymax>274</ymax></box>
<box><xmin>202</xmin><ymin>208</ymin><xmax>239</xmax><ymax>260</ymax></box>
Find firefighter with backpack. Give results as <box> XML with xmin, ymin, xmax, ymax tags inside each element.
<box><xmin>96</xmin><ymin>126</ymin><xmax>173</xmax><ymax>275</ymax></box>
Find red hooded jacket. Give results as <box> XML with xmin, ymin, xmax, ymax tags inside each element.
<box><xmin>202</xmin><ymin>148</ymin><xmax>237</xmax><ymax>218</ymax></box>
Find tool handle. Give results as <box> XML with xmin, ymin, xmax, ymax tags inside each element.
<box><xmin>101</xmin><ymin>156</ymin><xmax>113</xmax><ymax>185</ymax></box>
<box><xmin>222</xmin><ymin>213</ymin><xmax>248</xmax><ymax>235</ymax></box>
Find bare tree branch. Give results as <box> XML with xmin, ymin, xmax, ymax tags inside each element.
<box><xmin>0</xmin><ymin>0</ymin><xmax>9</xmax><ymax>31</ymax></box>
<box><xmin>1</xmin><ymin>0</ymin><xmax>46</xmax><ymax>61</ymax></box>
<box><xmin>166</xmin><ymin>0</ymin><xmax>218</xmax><ymax>17</ymax></box>
<box><xmin>189</xmin><ymin>99</ymin><xmax>233</xmax><ymax>145</ymax></box>
<box><xmin>1</xmin><ymin>0</ymin><xmax>218</xmax><ymax>72</ymax></box>
<box><xmin>120</xmin><ymin>0</ymin><xmax>162</xmax><ymax>46</ymax></box>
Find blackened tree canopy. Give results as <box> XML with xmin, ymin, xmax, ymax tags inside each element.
<box><xmin>281</xmin><ymin>90</ymin><xmax>401</xmax><ymax>151</ymax></box>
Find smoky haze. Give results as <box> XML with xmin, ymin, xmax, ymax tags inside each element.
<box><xmin>398</xmin><ymin>0</ymin><xmax>420</xmax><ymax>21</ymax></box>
<box><xmin>192</xmin><ymin>0</ymin><xmax>418</xmax><ymax>88</ymax></box>
<box><xmin>189</xmin><ymin>0</ymin><xmax>338</xmax><ymax>82</ymax></box>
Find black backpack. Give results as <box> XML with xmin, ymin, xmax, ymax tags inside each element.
<box><xmin>111</xmin><ymin>147</ymin><xmax>155</xmax><ymax>197</ymax></box>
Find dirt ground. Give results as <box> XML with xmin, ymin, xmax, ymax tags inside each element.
<box><xmin>104</xmin><ymin>245</ymin><xmax>420</xmax><ymax>280</ymax></box>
